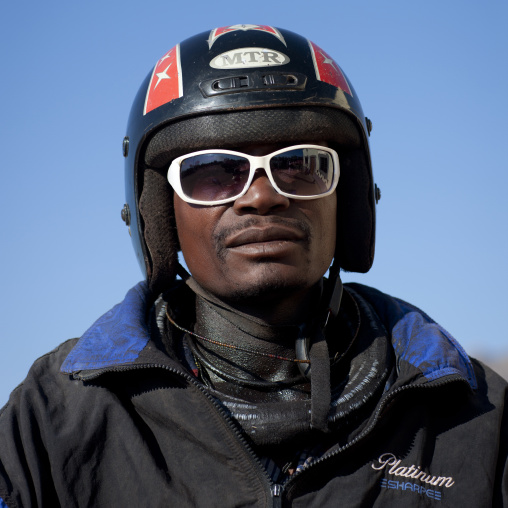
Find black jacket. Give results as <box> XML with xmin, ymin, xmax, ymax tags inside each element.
<box><xmin>0</xmin><ymin>282</ymin><xmax>507</xmax><ymax>507</ymax></box>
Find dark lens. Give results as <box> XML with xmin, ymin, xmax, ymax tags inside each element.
<box><xmin>180</xmin><ymin>154</ymin><xmax>249</xmax><ymax>202</ymax></box>
<box><xmin>270</xmin><ymin>148</ymin><xmax>334</xmax><ymax>196</ymax></box>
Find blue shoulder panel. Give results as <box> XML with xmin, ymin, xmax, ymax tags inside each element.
<box><xmin>347</xmin><ymin>284</ymin><xmax>477</xmax><ymax>389</ymax></box>
<box><xmin>61</xmin><ymin>282</ymin><xmax>150</xmax><ymax>373</ymax></box>
<box><xmin>390</xmin><ymin>297</ymin><xmax>477</xmax><ymax>388</ymax></box>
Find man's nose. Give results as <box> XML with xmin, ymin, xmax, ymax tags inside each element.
<box><xmin>232</xmin><ymin>169</ymin><xmax>290</xmax><ymax>215</ymax></box>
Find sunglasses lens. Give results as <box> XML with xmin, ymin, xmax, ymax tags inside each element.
<box><xmin>180</xmin><ymin>154</ymin><xmax>250</xmax><ymax>202</ymax></box>
<box><xmin>270</xmin><ymin>148</ymin><xmax>335</xmax><ymax>197</ymax></box>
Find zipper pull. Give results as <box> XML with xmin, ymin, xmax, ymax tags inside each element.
<box><xmin>271</xmin><ymin>484</ymin><xmax>282</xmax><ymax>508</ymax></box>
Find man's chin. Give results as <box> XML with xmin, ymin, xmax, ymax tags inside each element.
<box><xmin>222</xmin><ymin>270</ymin><xmax>318</xmax><ymax>306</ymax></box>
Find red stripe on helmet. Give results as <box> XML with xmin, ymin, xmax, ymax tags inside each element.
<box><xmin>309</xmin><ymin>41</ymin><xmax>352</xmax><ymax>96</ymax></box>
<box><xmin>143</xmin><ymin>45</ymin><xmax>183</xmax><ymax>115</ymax></box>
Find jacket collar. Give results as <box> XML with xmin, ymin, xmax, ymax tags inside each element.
<box><xmin>61</xmin><ymin>281</ymin><xmax>477</xmax><ymax>390</ymax></box>
<box><xmin>61</xmin><ymin>282</ymin><xmax>151</xmax><ymax>374</ymax></box>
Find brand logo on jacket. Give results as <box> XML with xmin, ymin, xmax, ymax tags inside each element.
<box><xmin>372</xmin><ymin>453</ymin><xmax>455</xmax><ymax>501</ymax></box>
<box><xmin>209</xmin><ymin>48</ymin><xmax>289</xmax><ymax>70</ymax></box>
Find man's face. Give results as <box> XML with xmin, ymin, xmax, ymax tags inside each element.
<box><xmin>173</xmin><ymin>142</ymin><xmax>337</xmax><ymax>310</ymax></box>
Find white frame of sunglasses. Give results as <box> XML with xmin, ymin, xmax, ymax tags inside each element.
<box><xmin>167</xmin><ymin>144</ymin><xmax>340</xmax><ymax>205</ymax></box>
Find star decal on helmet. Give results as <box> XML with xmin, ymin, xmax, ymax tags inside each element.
<box><xmin>154</xmin><ymin>63</ymin><xmax>172</xmax><ymax>89</ymax></box>
<box><xmin>207</xmin><ymin>25</ymin><xmax>286</xmax><ymax>49</ymax></box>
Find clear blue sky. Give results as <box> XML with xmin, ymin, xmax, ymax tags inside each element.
<box><xmin>1</xmin><ymin>0</ymin><xmax>507</xmax><ymax>405</ymax></box>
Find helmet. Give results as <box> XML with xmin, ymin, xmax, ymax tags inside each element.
<box><xmin>122</xmin><ymin>25</ymin><xmax>377</xmax><ymax>294</ymax></box>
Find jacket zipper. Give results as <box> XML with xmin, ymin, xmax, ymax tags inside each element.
<box><xmin>75</xmin><ymin>364</ymin><xmax>469</xmax><ymax>505</ymax></box>
<box><xmin>271</xmin><ymin>484</ymin><xmax>282</xmax><ymax>507</ymax></box>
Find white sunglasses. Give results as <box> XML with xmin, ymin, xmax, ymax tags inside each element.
<box><xmin>167</xmin><ymin>144</ymin><xmax>340</xmax><ymax>205</ymax></box>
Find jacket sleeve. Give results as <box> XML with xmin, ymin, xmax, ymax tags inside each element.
<box><xmin>493</xmin><ymin>368</ymin><xmax>508</xmax><ymax>506</ymax></box>
<box><xmin>0</xmin><ymin>381</ymin><xmax>48</xmax><ymax>506</ymax></box>
<box><xmin>0</xmin><ymin>341</ymin><xmax>76</xmax><ymax>507</ymax></box>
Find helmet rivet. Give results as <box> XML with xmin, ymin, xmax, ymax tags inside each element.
<box><xmin>123</xmin><ymin>136</ymin><xmax>129</xmax><ymax>157</ymax></box>
<box><xmin>375</xmin><ymin>184</ymin><xmax>381</xmax><ymax>204</ymax></box>
<box><xmin>365</xmin><ymin>117</ymin><xmax>373</xmax><ymax>136</ymax></box>
<box><xmin>121</xmin><ymin>203</ymin><xmax>131</xmax><ymax>225</ymax></box>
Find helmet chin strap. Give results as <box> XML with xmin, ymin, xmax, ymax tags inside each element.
<box><xmin>295</xmin><ymin>260</ymin><xmax>343</xmax><ymax>378</ymax></box>
<box><xmin>295</xmin><ymin>260</ymin><xmax>343</xmax><ymax>432</ymax></box>
<box><xmin>176</xmin><ymin>262</ymin><xmax>191</xmax><ymax>281</ymax></box>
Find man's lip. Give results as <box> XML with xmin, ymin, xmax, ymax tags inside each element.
<box><xmin>225</xmin><ymin>225</ymin><xmax>306</xmax><ymax>248</ymax></box>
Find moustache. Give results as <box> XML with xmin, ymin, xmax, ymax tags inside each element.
<box><xmin>213</xmin><ymin>216</ymin><xmax>312</xmax><ymax>252</ymax></box>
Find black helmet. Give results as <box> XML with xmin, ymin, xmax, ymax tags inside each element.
<box><xmin>122</xmin><ymin>25</ymin><xmax>377</xmax><ymax>293</ymax></box>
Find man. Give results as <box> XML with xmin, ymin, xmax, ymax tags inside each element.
<box><xmin>0</xmin><ymin>25</ymin><xmax>506</xmax><ymax>507</ymax></box>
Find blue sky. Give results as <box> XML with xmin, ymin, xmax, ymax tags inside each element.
<box><xmin>1</xmin><ymin>0</ymin><xmax>507</xmax><ymax>405</ymax></box>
